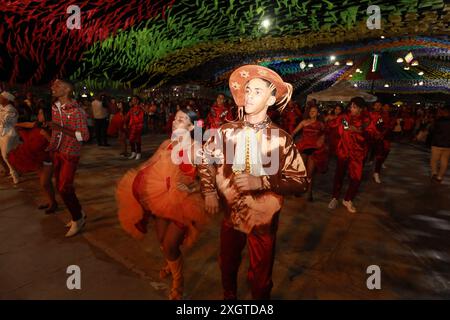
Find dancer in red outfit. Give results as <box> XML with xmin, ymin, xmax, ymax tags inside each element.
<box><xmin>198</xmin><ymin>65</ymin><xmax>309</xmax><ymax>300</ymax></box>
<box><xmin>126</xmin><ymin>96</ymin><xmax>144</xmax><ymax>160</ymax></box>
<box><xmin>327</xmin><ymin>97</ymin><xmax>376</xmax><ymax>213</ymax></box>
<box><xmin>292</xmin><ymin>104</ymin><xmax>328</xmax><ymax>201</ymax></box>
<box><xmin>48</xmin><ymin>79</ymin><xmax>90</xmax><ymax>237</ymax></box>
<box><xmin>107</xmin><ymin>101</ymin><xmax>128</xmax><ymax>157</ymax></box>
<box><xmin>206</xmin><ymin>93</ymin><xmax>233</xmax><ymax>129</ymax></box>
<box><xmin>116</xmin><ymin>108</ymin><xmax>208</xmax><ymax>300</ymax></box>
<box><xmin>281</xmin><ymin>100</ymin><xmax>302</xmax><ymax>134</ymax></box>
<box><xmin>8</xmin><ymin>107</ymin><xmax>57</xmax><ymax>214</ymax></box>
<box><xmin>368</xmin><ymin>101</ymin><xmax>394</xmax><ymax>184</ymax></box>
<box><xmin>402</xmin><ymin>109</ymin><xmax>415</xmax><ymax>141</ymax></box>
<box><xmin>325</xmin><ymin>104</ymin><xmax>343</xmax><ymax>157</ymax></box>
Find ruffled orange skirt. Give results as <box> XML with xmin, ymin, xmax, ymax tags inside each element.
<box><xmin>116</xmin><ymin>150</ymin><xmax>208</xmax><ymax>247</ymax></box>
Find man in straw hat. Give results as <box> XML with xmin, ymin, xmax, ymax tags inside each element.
<box><xmin>0</xmin><ymin>91</ymin><xmax>19</xmax><ymax>184</ymax></box>
<box><xmin>198</xmin><ymin>65</ymin><xmax>310</xmax><ymax>299</ymax></box>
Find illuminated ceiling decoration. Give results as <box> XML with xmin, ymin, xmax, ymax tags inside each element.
<box><xmin>0</xmin><ymin>0</ymin><xmax>448</xmax><ymax>94</ymax></box>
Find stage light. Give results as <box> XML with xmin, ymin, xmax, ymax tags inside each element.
<box><xmin>405</xmin><ymin>52</ymin><xmax>414</xmax><ymax>64</ymax></box>
<box><xmin>261</xmin><ymin>19</ymin><xmax>270</xmax><ymax>29</ymax></box>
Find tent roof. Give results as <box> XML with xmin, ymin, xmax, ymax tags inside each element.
<box><xmin>307</xmin><ymin>81</ymin><xmax>377</xmax><ymax>102</ymax></box>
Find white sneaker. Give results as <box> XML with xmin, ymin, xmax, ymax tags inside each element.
<box><xmin>342</xmin><ymin>200</ymin><xmax>357</xmax><ymax>213</ymax></box>
<box><xmin>128</xmin><ymin>152</ymin><xmax>136</xmax><ymax>159</ymax></box>
<box><xmin>65</xmin><ymin>217</ymin><xmax>86</xmax><ymax>237</ymax></box>
<box><xmin>328</xmin><ymin>198</ymin><xmax>338</xmax><ymax>209</ymax></box>
<box><xmin>135</xmin><ymin>153</ymin><xmax>141</xmax><ymax>160</ymax></box>
<box><xmin>373</xmin><ymin>173</ymin><xmax>381</xmax><ymax>184</ymax></box>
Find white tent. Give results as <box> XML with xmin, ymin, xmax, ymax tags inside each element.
<box><xmin>307</xmin><ymin>81</ymin><xmax>377</xmax><ymax>102</ymax></box>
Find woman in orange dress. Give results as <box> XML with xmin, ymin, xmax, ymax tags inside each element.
<box><xmin>116</xmin><ymin>108</ymin><xmax>208</xmax><ymax>300</ymax></box>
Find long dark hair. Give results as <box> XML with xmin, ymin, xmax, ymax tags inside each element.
<box><xmin>178</xmin><ymin>107</ymin><xmax>203</xmax><ymax>141</ymax></box>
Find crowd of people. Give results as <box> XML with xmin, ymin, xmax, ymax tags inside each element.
<box><xmin>0</xmin><ymin>70</ymin><xmax>449</xmax><ymax>300</ymax></box>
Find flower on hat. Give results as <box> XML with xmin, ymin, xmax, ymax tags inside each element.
<box><xmin>239</xmin><ymin>70</ymin><xmax>250</xmax><ymax>78</ymax></box>
<box><xmin>257</xmin><ymin>69</ymin><xmax>268</xmax><ymax>76</ymax></box>
<box><xmin>231</xmin><ymin>81</ymin><xmax>241</xmax><ymax>90</ymax></box>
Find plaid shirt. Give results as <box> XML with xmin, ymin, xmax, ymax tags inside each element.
<box><xmin>48</xmin><ymin>100</ymin><xmax>89</xmax><ymax>156</ymax></box>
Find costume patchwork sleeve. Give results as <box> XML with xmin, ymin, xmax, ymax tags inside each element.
<box><xmin>0</xmin><ymin>105</ymin><xmax>18</xmax><ymax>136</ymax></box>
<box><xmin>73</xmin><ymin>108</ymin><xmax>90</xmax><ymax>142</ymax></box>
<box><xmin>197</xmin><ymin>129</ymin><xmax>221</xmax><ymax>197</ymax></box>
<box><xmin>261</xmin><ymin>134</ymin><xmax>309</xmax><ymax>196</ymax></box>
<box><xmin>0</xmin><ymin>105</ymin><xmax>17</xmax><ymax>127</ymax></box>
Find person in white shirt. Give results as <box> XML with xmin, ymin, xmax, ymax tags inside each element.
<box><xmin>0</xmin><ymin>91</ymin><xmax>19</xmax><ymax>184</ymax></box>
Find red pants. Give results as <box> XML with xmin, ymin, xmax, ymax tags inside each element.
<box><xmin>52</xmin><ymin>152</ymin><xmax>82</xmax><ymax>221</ymax></box>
<box><xmin>374</xmin><ymin>139</ymin><xmax>390</xmax><ymax>174</ymax></box>
<box><xmin>219</xmin><ymin>215</ymin><xmax>279</xmax><ymax>300</ymax></box>
<box><xmin>332</xmin><ymin>156</ymin><xmax>362</xmax><ymax>201</ymax></box>
<box><xmin>128</xmin><ymin>128</ymin><xmax>142</xmax><ymax>144</ymax></box>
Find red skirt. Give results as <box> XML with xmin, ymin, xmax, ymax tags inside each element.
<box><xmin>296</xmin><ymin>137</ymin><xmax>329</xmax><ymax>173</ymax></box>
<box><xmin>8</xmin><ymin>127</ymin><xmax>50</xmax><ymax>173</ymax></box>
<box><xmin>107</xmin><ymin>113</ymin><xmax>124</xmax><ymax>137</ymax></box>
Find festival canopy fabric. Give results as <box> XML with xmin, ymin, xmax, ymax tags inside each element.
<box><xmin>307</xmin><ymin>81</ymin><xmax>377</xmax><ymax>102</ymax></box>
<box><xmin>0</xmin><ymin>0</ymin><xmax>449</xmax><ymax>94</ymax></box>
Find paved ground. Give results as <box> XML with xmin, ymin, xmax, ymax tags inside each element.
<box><xmin>1</xmin><ymin>134</ymin><xmax>449</xmax><ymax>300</ymax></box>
